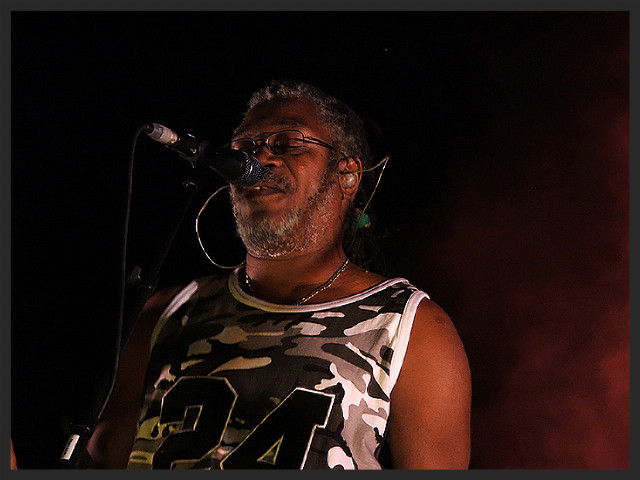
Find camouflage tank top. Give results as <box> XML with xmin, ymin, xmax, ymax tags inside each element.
<box><xmin>126</xmin><ymin>268</ymin><xmax>428</xmax><ymax>469</ymax></box>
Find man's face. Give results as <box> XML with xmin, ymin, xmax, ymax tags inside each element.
<box><xmin>229</xmin><ymin>98</ymin><xmax>343</xmax><ymax>258</ymax></box>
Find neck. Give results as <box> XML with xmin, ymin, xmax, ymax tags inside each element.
<box><xmin>243</xmin><ymin>243</ymin><xmax>350</xmax><ymax>304</ymax></box>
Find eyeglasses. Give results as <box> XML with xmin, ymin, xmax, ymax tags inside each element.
<box><xmin>227</xmin><ymin>129</ymin><xmax>336</xmax><ymax>155</ymax></box>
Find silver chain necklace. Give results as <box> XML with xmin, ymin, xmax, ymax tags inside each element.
<box><xmin>244</xmin><ymin>258</ymin><xmax>350</xmax><ymax>305</ymax></box>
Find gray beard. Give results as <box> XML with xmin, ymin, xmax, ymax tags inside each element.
<box><xmin>231</xmin><ymin>170</ymin><xmax>336</xmax><ymax>258</ymax></box>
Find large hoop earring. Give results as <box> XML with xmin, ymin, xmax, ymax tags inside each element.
<box><xmin>195</xmin><ymin>184</ymin><xmax>245</xmax><ymax>270</ymax></box>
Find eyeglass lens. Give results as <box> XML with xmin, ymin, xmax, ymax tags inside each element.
<box><xmin>231</xmin><ymin>131</ymin><xmax>305</xmax><ymax>155</ymax></box>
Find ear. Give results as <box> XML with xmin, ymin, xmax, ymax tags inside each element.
<box><xmin>338</xmin><ymin>157</ymin><xmax>362</xmax><ymax>199</ymax></box>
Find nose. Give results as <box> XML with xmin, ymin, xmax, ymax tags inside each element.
<box><xmin>253</xmin><ymin>142</ymin><xmax>284</xmax><ymax>168</ymax></box>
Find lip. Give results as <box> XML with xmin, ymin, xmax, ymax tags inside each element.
<box><xmin>240</xmin><ymin>184</ymin><xmax>286</xmax><ymax>198</ymax></box>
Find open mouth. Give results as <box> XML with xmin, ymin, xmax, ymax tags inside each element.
<box><xmin>241</xmin><ymin>183</ymin><xmax>286</xmax><ymax>198</ymax></box>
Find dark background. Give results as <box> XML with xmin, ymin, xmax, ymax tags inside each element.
<box><xmin>10</xmin><ymin>9</ymin><xmax>629</xmax><ymax>469</ymax></box>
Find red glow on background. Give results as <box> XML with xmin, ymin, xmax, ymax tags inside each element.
<box><xmin>424</xmin><ymin>21</ymin><xmax>629</xmax><ymax>469</ymax></box>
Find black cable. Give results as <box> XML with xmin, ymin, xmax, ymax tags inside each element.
<box><xmin>57</xmin><ymin>125</ymin><xmax>144</xmax><ymax>468</ymax></box>
<box><xmin>101</xmin><ymin>125</ymin><xmax>144</xmax><ymax>418</ymax></box>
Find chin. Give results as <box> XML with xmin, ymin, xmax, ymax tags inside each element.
<box><xmin>235</xmin><ymin>209</ymin><xmax>303</xmax><ymax>255</ymax></box>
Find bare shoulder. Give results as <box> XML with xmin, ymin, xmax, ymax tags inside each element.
<box><xmin>409</xmin><ymin>298</ymin><xmax>469</xmax><ymax>362</ymax></box>
<box><xmin>395</xmin><ymin>298</ymin><xmax>471</xmax><ymax>407</ymax></box>
<box><xmin>140</xmin><ymin>285</ymin><xmax>185</xmax><ymax>325</ymax></box>
<box><xmin>388</xmin><ymin>298</ymin><xmax>472</xmax><ymax>469</ymax></box>
<box><xmin>121</xmin><ymin>284</ymin><xmax>186</xmax><ymax>355</ymax></box>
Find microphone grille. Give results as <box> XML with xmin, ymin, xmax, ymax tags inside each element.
<box><xmin>235</xmin><ymin>152</ymin><xmax>264</xmax><ymax>186</ymax></box>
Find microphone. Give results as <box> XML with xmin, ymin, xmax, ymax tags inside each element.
<box><xmin>142</xmin><ymin>122</ymin><xmax>264</xmax><ymax>186</ymax></box>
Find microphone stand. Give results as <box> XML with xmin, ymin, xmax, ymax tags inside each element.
<box><xmin>57</xmin><ymin>149</ymin><xmax>203</xmax><ymax>469</ymax></box>
<box><xmin>120</xmin><ymin>176</ymin><xmax>200</xmax><ymax>354</ymax></box>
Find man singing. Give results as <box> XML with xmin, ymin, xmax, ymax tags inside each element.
<box><xmin>86</xmin><ymin>80</ymin><xmax>471</xmax><ymax>469</ymax></box>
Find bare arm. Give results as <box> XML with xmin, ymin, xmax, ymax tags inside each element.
<box><xmin>86</xmin><ymin>286</ymin><xmax>182</xmax><ymax>468</ymax></box>
<box><xmin>388</xmin><ymin>298</ymin><xmax>472</xmax><ymax>469</ymax></box>
<box><xmin>11</xmin><ymin>439</ymin><xmax>17</xmax><ymax>469</ymax></box>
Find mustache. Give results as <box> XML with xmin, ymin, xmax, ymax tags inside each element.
<box><xmin>234</xmin><ymin>167</ymin><xmax>293</xmax><ymax>197</ymax></box>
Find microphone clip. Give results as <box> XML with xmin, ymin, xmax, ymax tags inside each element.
<box><xmin>165</xmin><ymin>133</ymin><xmax>201</xmax><ymax>164</ymax></box>
<box><xmin>142</xmin><ymin>122</ymin><xmax>201</xmax><ymax>167</ymax></box>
